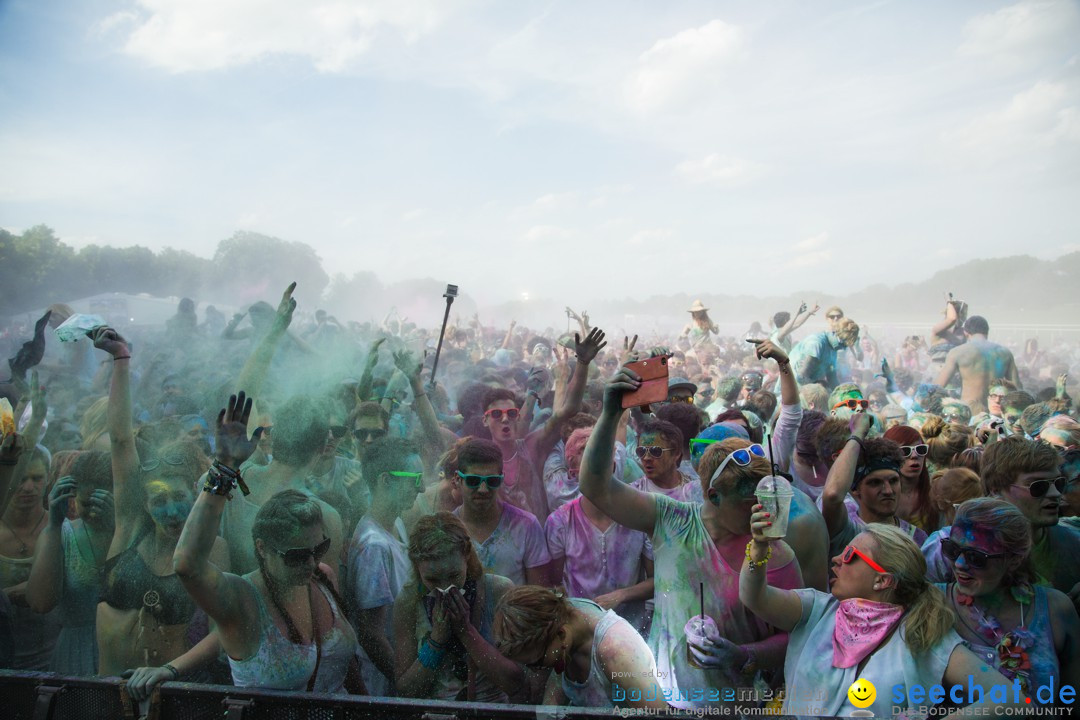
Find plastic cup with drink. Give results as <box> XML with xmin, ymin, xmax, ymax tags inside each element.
<box><xmin>755</xmin><ymin>475</ymin><xmax>794</xmax><ymax>539</ymax></box>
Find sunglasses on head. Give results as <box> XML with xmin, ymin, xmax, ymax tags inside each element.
<box><xmin>274</xmin><ymin>537</ymin><xmax>331</xmax><ymax>567</ymax></box>
<box><xmin>329</xmin><ymin>425</ymin><xmax>348</xmax><ymax>439</ymax></box>
<box><xmin>900</xmin><ymin>444</ymin><xmax>929</xmax><ymax>458</ymax></box>
<box><xmin>635</xmin><ymin>445</ymin><xmax>675</xmax><ymax>459</ymax></box>
<box><xmin>485</xmin><ymin>408</ymin><xmax>520</xmax><ymax>422</ymax></box>
<box><xmin>832</xmin><ymin>398</ymin><xmax>869</xmax><ymax>411</ymax></box>
<box><xmin>940</xmin><ymin>538</ymin><xmax>1005</xmax><ymax>570</ymax></box>
<box><xmin>1010</xmin><ymin>476</ymin><xmax>1066</xmax><ymax>498</ymax></box>
<box><xmin>840</xmin><ymin>545</ymin><xmax>886</xmax><ymax>573</ymax></box>
<box><xmin>708</xmin><ymin>444</ymin><xmax>765</xmax><ymax>486</ymax></box>
<box><xmin>387</xmin><ymin>470</ymin><xmax>424</xmax><ymax>489</ymax></box>
<box><xmin>140</xmin><ymin>455</ymin><xmax>187</xmax><ymax>473</ymax></box>
<box><xmin>353</xmin><ymin>428</ymin><xmax>387</xmax><ymax>441</ymax></box>
<box><xmin>456</xmin><ymin>470</ymin><xmax>504</xmax><ymax>489</ymax></box>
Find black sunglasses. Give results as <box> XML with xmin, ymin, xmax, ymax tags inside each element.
<box><xmin>274</xmin><ymin>537</ymin><xmax>331</xmax><ymax>567</ymax></box>
<box><xmin>1010</xmin><ymin>476</ymin><xmax>1066</xmax><ymax>498</ymax></box>
<box><xmin>940</xmin><ymin>538</ymin><xmax>1006</xmax><ymax>570</ymax></box>
<box><xmin>329</xmin><ymin>425</ymin><xmax>348</xmax><ymax>439</ymax></box>
<box><xmin>353</xmin><ymin>428</ymin><xmax>388</xmax><ymax>441</ymax></box>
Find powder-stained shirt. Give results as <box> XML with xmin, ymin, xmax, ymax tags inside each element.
<box><xmin>455</xmin><ymin>502</ymin><xmax>550</xmax><ymax>586</ymax></box>
<box><xmin>545</xmin><ymin>498</ymin><xmax>652</xmax><ymax>631</ymax></box>
<box><xmin>346</xmin><ymin>515</ymin><xmax>411</xmax><ymax>696</ymax></box>
<box><xmin>649</xmin><ymin>494</ymin><xmax>803</xmax><ymax>709</ymax></box>
<box><xmin>783</xmin><ymin>588</ymin><xmax>960</xmax><ymax>718</ymax></box>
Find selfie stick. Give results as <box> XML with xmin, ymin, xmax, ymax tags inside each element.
<box><xmin>428</xmin><ymin>284</ymin><xmax>458</xmax><ymax>391</ymax></box>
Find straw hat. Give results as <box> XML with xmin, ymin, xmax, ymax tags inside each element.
<box><xmin>687</xmin><ymin>300</ymin><xmax>709</xmax><ymax>313</ymax></box>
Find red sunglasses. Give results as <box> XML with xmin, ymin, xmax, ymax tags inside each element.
<box><xmin>485</xmin><ymin>408</ymin><xmax>520</xmax><ymax>422</ymax></box>
<box><xmin>832</xmin><ymin>398</ymin><xmax>870</xmax><ymax>411</ymax></box>
<box><xmin>840</xmin><ymin>545</ymin><xmax>886</xmax><ymax>573</ymax></box>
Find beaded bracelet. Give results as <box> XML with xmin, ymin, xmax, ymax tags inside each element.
<box><xmin>745</xmin><ymin>540</ymin><xmax>772</xmax><ymax>572</ymax></box>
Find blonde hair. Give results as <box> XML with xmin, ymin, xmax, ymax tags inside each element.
<box><xmin>834</xmin><ymin>319</ymin><xmax>859</xmax><ymax>347</ymax></box>
<box><xmin>79</xmin><ymin>397</ymin><xmax>110</xmax><ymax>450</ymax></box>
<box><xmin>408</xmin><ymin>512</ymin><xmax>483</xmax><ymax>582</ymax></box>
<box><xmin>930</xmin><ymin>468</ymin><xmax>982</xmax><ymax>517</ymax></box>
<box><xmin>493</xmin><ymin>585</ymin><xmax>572</xmax><ymax>659</ymax></box>
<box><xmin>921</xmin><ymin>417</ymin><xmax>973</xmax><ymax>469</ymax></box>
<box><xmin>863</xmin><ymin>524</ymin><xmax>955</xmax><ymax>655</ymax></box>
<box><xmin>699</xmin><ymin>438</ymin><xmax>770</xmax><ymax>496</ymax></box>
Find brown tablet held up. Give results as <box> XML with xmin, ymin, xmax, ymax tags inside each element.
<box><xmin>621</xmin><ymin>356</ymin><xmax>669</xmax><ymax>411</ymax></box>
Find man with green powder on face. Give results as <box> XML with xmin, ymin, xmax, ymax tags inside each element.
<box><xmin>935</xmin><ymin>316</ymin><xmax>1021</xmax><ymax>415</ymax></box>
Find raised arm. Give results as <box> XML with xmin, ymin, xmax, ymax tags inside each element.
<box><xmin>234</xmin><ymin>282</ymin><xmax>297</xmax><ymax>402</ymax></box>
<box><xmin>528</xmin><ymin>328</ymin><xmax>606</xmax><ymax>463</ymax></box>
<box><xmin>357</xmin><ymin>338</ymin><xmax>386</xmax><ymax>402</ymax></box>
<box><xmin>26</xmin><ymin>476</ymin><xmax>80</xmax><ymax>613</ymax></box>
<box><xmin>394</xmin><ymin>349</ymin><xmax>447</xmax><ymax>461</ymax></box>
<box><xmin>92</xmin><ymin>327</ymin><xmax>142</xmax><ymax>555</ymax></box>
<box><xmin>789</xmin><ymin>303</ymin><xmax>818</xmax><ymax>332</ymax></box>
<box><xmin>173</xmin><ymin>392</ymin><xmax>262</xmax><ymax>659</ymax></box>
<box><xmin>934</xmin><ymin>348</ymin><xmax>960</xmax><ymax>389</ymax></box>
<box><xmin>578</xmin><ymin>367</ymin><xmax>657</xmax><ymax>535</ymax></box>
<box><xmin>773</xmin><ymin>304</ymin><xmax>803</xmax><ymax>344</ymax></box>
<box><xmin>500</xmin><ymin>320</ymin><xmax>517</xmax><ymax>350</ymax></box>
<box><xmin>821</xmin><ymin>414</ymin><xmax>870</xmax><ymax>538</ymax></box>
<box><xmin>931</xmin><ymin>300</ymin><xmax>959</xmax><ymax>341</ymax></box>
<box><xmin>739</xmin><ymin>505</ymin><xmax>804</xmax><ymax>632</ymax></box>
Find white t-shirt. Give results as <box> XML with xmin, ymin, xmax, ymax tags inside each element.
<box><xmin>346</xmin><ymin>515</ymin><xmax>411</xmax><ymax>696</ymax></box>
<box><xmin>455</xmin><ymin>502</ymin><xmax>551</xmax><ymax>585</ymax></box>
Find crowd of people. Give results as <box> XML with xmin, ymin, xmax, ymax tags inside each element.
<box><xmin>1</xmin><ymin>288</ymin><xmax>1079</xmax><ymax>717</ymax></box>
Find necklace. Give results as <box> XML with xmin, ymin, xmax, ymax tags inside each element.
<box><xmin>1</xmin><ymin>512</ymin><xmax>46</xmax><ymax>555</ymax></box>
<box><xmin>951</xmin><ymin>584</ymin><xmax>1034</xmax><ymax>693</ymax></box>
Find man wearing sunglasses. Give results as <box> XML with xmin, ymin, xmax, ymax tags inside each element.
<box><xmin>480</xmin><ymin>328</ymin><xmax>607</xmax><ymax>524</ymax></box>
<box><xmin>630</xmin><ymin>419</ymin><xmax>702</xmax><ymax>503</ymax></box>
<box><xmin>935</xmin><ymin>316</ymin><xmax>1021</xmax><ymax>415</ymax></box>
<box><xmin>821</xmin><ymin>413</ymin><xmax>925</xmax><ymax>560</ymax></box>
<box><xmin>346</xmin><ymin>439</ymin><xmax>424</xmax><ymax>696</ymax></box>
<box><xmin>452</xmin><ymin>439</ymin><xmax>551</xmax><ymax>587</ymax></box>
<box><xmin>923</xmin><ymin>437</ymin><xmax>1080</xmax><ymax>605</ymax></box>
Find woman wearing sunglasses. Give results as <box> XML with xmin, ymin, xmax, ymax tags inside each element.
<box><xmin>884</xmin><ymin>425</ymin><xmax>937</xmax><ymax>533</ymax></box>
<box><xmin>741</xmin><ymin>519</ymin><xmax>1029</xmax><ymax>716</ymax></box>
<box><xmin>937</xmin><ymin>498</ymin><xmax>1080</xmax><ymax>701</ymax></box>
<box><xmin>175</xmin><ymin>393</ymin><xmax>361</xmax><ymax>693</ymax></box>
<box><xmin>91</xmin><ymin>327</ymin><xmax>229</xmax><ymax>692</ymax></box>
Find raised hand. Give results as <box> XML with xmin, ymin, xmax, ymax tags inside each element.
<box><xmin>565</xmin><ymin>307</ymin><xmax>581</xmax><ymax>322</ymax></box>
<box><xmin>393</xmin><ymin>349</ymin><xmax>422</xmax><ymax>383</ymax></box>
<box><xmin>747</xmin><ymin>338</ymin><xmax>789</xmax><ymax>366</ymax></box>
<box><xmin>849</xmin><ymin>411</ymin><xmax>873</xmax><ymax>438</ymax></box>
<box><xmin>526</xmin><ymin>367</ymin><xmax>547</xmax><ymax>395</ymax></box>
<box><xmin>91</xmin><ymin>327</ymin><xmax>130</xmax><ymax>358</ymax></box>
<box><xmin>0</xmin><ymin>432</ymin><xmax>24</xmax><ymax>465</ymax></box>
<box><xmin>215</xmin><ymin>391</ymin><xmax>258</xmax><ymax>469</ymax></box>
<box><xmin>365</xmin><ymin>337</ymin><xmax>387</xmax><ymax>369</ymax></box>
<box><xmin>83</xmin><ymin>489</ymin><xmax>115</xmax><ymax>528</ymax></box>
<box><xmin>47</xmin><ymin>475</ymin><xmax>78</xmax><ymax>527</ymax></box>
<box><xmin>602</xmin><ymin>366</ymin><xmax>641</xmax><ymax>415</ymax></box>
<box><xmin>271</xmin><ymin>282</ymin><xmax>298</xmax><ymax>334</ymax></box>
<box><xmin>574</xmin><ymin>327</ymin><xmax>607</xmax><ymax>365</ymax></box>
<box><xmin>619</xmin><ymin>335</ymin><xmax>639</xmax><ymax>365</ymax></box>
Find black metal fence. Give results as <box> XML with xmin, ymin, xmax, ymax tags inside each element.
<box><xmin>4</xmin><ymin>670</ymin><xmax>761</xmax><ymax>720</ymax></box>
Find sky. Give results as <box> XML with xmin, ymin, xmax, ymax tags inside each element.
<box><xmin>1</xmin><ymin>0</ymin><xmax>1079</xmax><ymax>308</ymax></box>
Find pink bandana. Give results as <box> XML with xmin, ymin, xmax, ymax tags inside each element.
<box><xmin>832</xmin><ymin>598</ymin><xmax>904</xmax><ymax>668</ymax></box>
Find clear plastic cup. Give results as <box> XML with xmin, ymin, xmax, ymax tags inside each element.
<box><xmin>684</xmin><ymin>615</ymin><xmax>718</xmax><ymax>669</ymax></box>
<box><xmin>756</xmin><ymin>475</ymin><xmax>794</xmax><ymax>539</ymax></box>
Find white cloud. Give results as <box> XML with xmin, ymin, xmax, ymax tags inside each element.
<box><xmin>625</xmin><ymin>19</ymin><xmax>744</xmax><ymax>112</ymax></box>
<box><xmin>106</xmin><ymin>0</ymin><xmax>464</xmax><ymax>73</ymax></box>
<box><xmin>958</xmin><ymin>0</ymin><xmax>1080</xmax><ymax>68</ymax></box>
<box><xmin>945</xmin><ymin>80</ymin><xmax>1080</xmax><ymax>163</ymax></box>
<box><xmin>784</xmin><ymin>232</ymin><xmax>832</xmax><ymax>269</ymax></box>
<box><xmin>521</xmin><ymin>224</ymin><xmax>575</xmax><ymax>244</ymax></box>
<box><xmin>674</xmin><ymin>153</ymin><xmax>764</xmax><ymax>186</ymax></box>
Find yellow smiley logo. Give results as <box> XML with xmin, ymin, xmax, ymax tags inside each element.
<box><xmin>847</xmin><ymin>678</ymin><xmax>876</xmax><ymax>709</ymax></box>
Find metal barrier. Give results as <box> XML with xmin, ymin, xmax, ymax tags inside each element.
<box><xmin>3</xmin><ymin>670</ymin><xmax>746</xmax><ymax>720</ymax></box>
